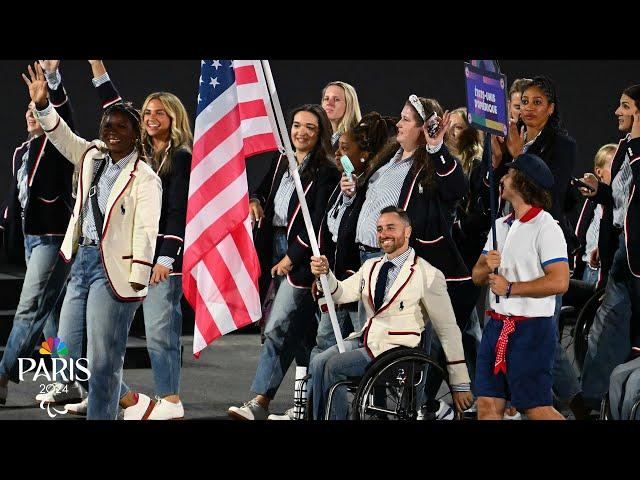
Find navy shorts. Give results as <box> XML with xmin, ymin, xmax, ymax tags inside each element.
<box><xmin>474</xmin><ymin>315</ymin><xmax>556</xmax><ymax>410</ymax></box>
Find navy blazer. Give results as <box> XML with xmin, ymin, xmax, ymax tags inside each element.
<box><xmin>591</xmin><ymin>136</ymin><xmax>640</xmax><ymax>289</ymax></box>
<box><xmin>252</xmin><ymin>153</ymin><xmax>340</xmax><ymax>293</ymax></box>
<box><xmin>339</xmin><ymin>144</ymin><xmax>470</xmax><ymax>282</ymax></box>
<box><xmin>95</xmin><ymin>78</ymin><xmax>191</xmax><ymax>272</ymax></box>
<box><xmin>572</xmin><ymin>198</ymin><xmax>598</xmax><ymax>280</ymax></box>
<box><xmin>1</xmin><ymin>79</ymin><xmax>75</xmax><ymax>262</ymax></box>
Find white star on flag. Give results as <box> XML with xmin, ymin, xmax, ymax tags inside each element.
<box><xmin>212</xmin><ymin>60</ymin><xmax>222</xmax><ymax>69</ymax></box>
<box><xmin>209</xmin><ymin>77</ymin><xmax>220</xmax><ymax>88</ymax></box>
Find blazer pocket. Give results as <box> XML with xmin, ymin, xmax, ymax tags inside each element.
<box><xmin>37</xmin><ymin>195</ymin><xmax>60</xmax><ymax>204</ymax></box>
<box><xmin>415</xmin><ymin>235</ymin><xmax>444</xmax><ymax>245</ymax></box>
<box><xmin>388</xmin><ymin>331</ymin><xmax>420</xmax><ymax>336</ymax></box>
<box><xmin>122</xmin><ymin>255</ymin><xmax>133</xmax><ymax>259</ymax></box>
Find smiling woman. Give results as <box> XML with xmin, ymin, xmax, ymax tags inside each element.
<box><xmin>21</xmin><ymin>61</ymin><xmax>162</xmax><ymax>420</ymax></box>
<box><xmin>228</xmin><ymin>103</ymin><xmax>340</xmax><ymax>421</ymax></box>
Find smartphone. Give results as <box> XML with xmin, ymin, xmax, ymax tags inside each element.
<box><xmin>425</xmin><ymin>111</ymin><xmax>440</xmax><ymax>138</ymax></box>
<box><xmin>571</xmin><ymin>177</ymin><xmax>595</xmax><ymax>192</ymax></box>
<box><xmin>340</xmin><ymin>155</ymin><xmax>355</xmax><ymax>182</ymax></box>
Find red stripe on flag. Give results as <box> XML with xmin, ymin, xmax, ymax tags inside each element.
<box><xmin>186</xmin><ymin>152</ymin><xmax>246</xmax><ymax>223</ymax></box>
<box><xmin>183</xmin><ymin>196</ymin><xmax>248</xmax><ymax>274</ymax></box>
<box><xmin>184</xmin><ymin>273</ymin><xmax>222</xmax><ymax>344</ymax></box>
<box><xmin>230</xmin><ymin>221</ymin><xmax>262</xmax><ymax>286</ymax></box>
<box><xmin>238</xmin><ymin>99</ymin><xmax>268</xmax><ymax>120</ymax></box>
<box><xmin>192</xmin><ymin>105</ymin><xmax>241</xmax><ymax>170</ymax></box>
<box><xmin>243</xmin><ymin>133</ymin><xmax>279</xmax><ymax>158</ymax></box>
<box><xmin>234</xmin><ymin>65</ymin><xmax>258</xmax><ymax>85</ymax></box>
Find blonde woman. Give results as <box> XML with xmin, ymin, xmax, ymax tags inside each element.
<box><xmin>321</xmin><ymin>81</ymin><xmax>362</xmax><ymax>150</ymax></box>
<box><xmin>64</xmin><ymin>61</ymin><xmax>192</xmax><ymax>420</ymax></box>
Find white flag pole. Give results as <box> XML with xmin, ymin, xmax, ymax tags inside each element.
<box><xmin>260</xmin><ymin>60</ymin><xmax>345</xmax><ymax>353</ymax></box>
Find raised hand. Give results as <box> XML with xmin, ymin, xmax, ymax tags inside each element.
<box><xmin>21</xmin><ymin>62</ymin><xmax>48</xmax><ymax>108</ymax></box>
<box><xmin>577</xmin><ymin>173</ymin><xmax>599</xmax><ymax>197</ymax></box>
<box><xmin>506</xmin><ymin>119</ymin><xmax>525</xmax><ymax>158</ymax></box>
<box><xmin>38</xmin><ymin>60</ymin><xmax>60</xmax><ymax>75</ymax></box>
<box><xmin>490</xmin><ymin>134</ymin><xmax>505</xmax><ymax>169</ymax></box>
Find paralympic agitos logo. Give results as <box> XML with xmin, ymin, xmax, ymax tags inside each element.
<box><xmin>18</xmin><ymin>337</ymin><xmax>90</xmax><ymax>418</ymax></box>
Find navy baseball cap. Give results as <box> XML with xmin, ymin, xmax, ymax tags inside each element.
<box><xmin>504</xmin><ymin>153</ymin><xmax>554</xmax><ymax>190</ymax></box>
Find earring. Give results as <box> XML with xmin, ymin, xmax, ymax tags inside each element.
<box><xmin>360</xmin><ymin>158</ymin><xmax>365</xmax><ymax>163</ymax></box>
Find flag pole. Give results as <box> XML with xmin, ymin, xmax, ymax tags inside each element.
<box><xmin>260</xmin><ymin>60</ymin><xmax>345</xmax><ymax>353</ymax></box>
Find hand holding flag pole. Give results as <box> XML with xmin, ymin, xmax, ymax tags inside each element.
<box><xmin>260</xmin><ymin>60</ymin><xmax>345</xmax><ymax>353</ymax></box>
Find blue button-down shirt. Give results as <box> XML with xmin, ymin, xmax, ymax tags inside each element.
<box><xmin>82</xmin><ymin>150</ymin><xmax>136</xmax><ymax>241</ymax></box>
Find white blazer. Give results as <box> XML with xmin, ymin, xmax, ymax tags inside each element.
<box><xmin>36</xmin><ymin>106</ymin><xmax>162</xmax><ymax>300</ymax></box>
<box><xmin>325</xmin><ymin>249</ymin><xmax>470</xmax><ymax>386</ymax></box>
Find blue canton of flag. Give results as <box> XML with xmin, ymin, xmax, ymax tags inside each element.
<box><xmin>197</xmin><ymin>60</ymin><xmax>235</xmax><ymax>115</ymax></box>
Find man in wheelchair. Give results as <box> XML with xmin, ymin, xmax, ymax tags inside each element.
<box><xmin>472</xmin><ymin>154</ymin><xmax>570</xmax><ymax>420</ymax></box>
<box><xmin>308</xmin><ymin>206</ymin><xmax>473</xmax><ymax>420</ymax></box>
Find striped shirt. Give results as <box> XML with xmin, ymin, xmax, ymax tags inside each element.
<box><xmin>272</xmin><ymin>154</ymin><xmax>309</xmax><ymax>227</ymax></box>
<box><xmin>82</xmin><ymin>150</ymin><xmax>136</xmax><ymax>242</ymax></box>
<box><xmin>356</xmin><ymin>149</ymin><xmax>413</xmax><ymax>247</ymax></box>
<box><xmin>16</xmin><ymin>147</ymin><xmax>30</xmax><ymax>211</ymax></box>
<box><xmin>612</xmin><ymin>145</ymin><xmax>633</xmax><ymax>228</ymax></box>
<box><xmin>583</xmin><ymin>205</ymin><xmax>602</xmax><ymax>263</ymax></box>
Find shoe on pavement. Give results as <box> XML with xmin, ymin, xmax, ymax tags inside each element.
<box><xmin>66</xmin><ymin>397</ymin><xmax>89</xmax><ymax>416</ymax></box>
<box><xmin>268</xmin><ymin>407</ymin><xmax>296</xmax><ymax>420</ymax></box>
<box><xmin>147</xmin><ymin>399</ymin><xmax>184</xmax><ymax>420</ymax></box>
<box><xmin>35</xmin><ymin>382</ymin><xmax>83</xmax><ymax>405</ymax></box>
<box><xmin>123</xmin><ymin>393</ymin><xmax>157</xmax><ymax>420</ymax></box>
<box><xmin>228</xmin><ymin>398</ymin><xmax>269</xmax><ymax>420</ymax></box>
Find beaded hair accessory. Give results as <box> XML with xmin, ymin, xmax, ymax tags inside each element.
<box><xmin>408</xmin><ymin>94</ymin><xmax>426</xmax><ymax>121</ymax></box>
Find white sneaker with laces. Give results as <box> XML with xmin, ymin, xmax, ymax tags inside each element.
<box><xmin>147</xmin><ymin>399</ymin><xmax>184</xmax><ymax>420</ymax></box>
<box><xmin>35</xmin><ymin>382</ymin><xmax>84</xmax><ymax>405</ymax></box>
<box><xmin>228</xmin><ymin>398</ymin><xmax>269</xmax><ymax>420</ymax></box>
<box><xmin>65</xmin><ymin>397</ymin><xmax>89</xmax><ymax>416</ymax></box>
<box><xmin>123</xmin><ymin>393</ymin><xmax>156</xmax><ymax>420</ymax></box>
<box><xmin>268</xmin><ymin>407</ymin><xmax>296</xmax><ymax>420</ymax></box>
<box><xmin>503</xmin><ymin>410</ymin><xmax>522</xmax><ymax>420</ymax></box>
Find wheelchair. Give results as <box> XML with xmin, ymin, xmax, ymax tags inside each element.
<box><xmin>599</xmin><ymin>392</ymin><xmax>640</xmax><ymax>420</ymax></box>
<box><xmin>322</xmin><ymin>343</ymin><xmax>462</xmax><ymax>421</ymax></box>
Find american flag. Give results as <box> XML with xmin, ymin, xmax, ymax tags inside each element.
<box><xmin>183</xmin><ymin>60</ymin><xmax>281</xmax><ymax>356</ymax></box>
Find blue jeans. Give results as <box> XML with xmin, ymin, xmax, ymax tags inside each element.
<box><xmin>551</xmin><ymin>293</ymin><xmax>581</xmax><ymax>403</ymax></box>
<box><xmin>250</xmin><ymin>233</ymin><xmax>317</xmax><ymax>399</ymax></box>
<box><xmin>581</xmin><ymin>233</ymin><xmax>640</xmax><ymax>409</ymax></box>
<box><xmin>0</xmin><ymin>235</ymin><xmax>69</xmax><ymax>381</ymax></box>
<box><xmin>57</xmin><ymin>245</ymin><xmax>140</xmax><ymax>419</ymax></box>
<box><xmin>608</xmin><ymin>356</ymin><xmax>640</xmax><ymax>420</ymax></box>
<box><xmin>309</xmin><ymin>338</ymin><xmax>370</xmax><ymax>420</ymax></box>
<box><xmin>310</xmin><ymin>308</ymin><xmax>356</xmax><ymax>364</ymax></box>
<box><xmin>582</xmin><ymin>265</ymin><xmax>599</xmax><ymax>286</ymax></box>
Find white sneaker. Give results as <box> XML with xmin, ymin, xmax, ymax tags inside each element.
<box><xmin>123</xmin><ymin>393</ymin><xmax>156</xmax><ymax>420</ymax></box>
<box><xmin>435</xmin><ymin>400</ymin><xmax>455</xmax><ymax>420</ymax></box>
<box><xmin>268</xmin><ymin>407</ymin><xmax>296</xmax><ymax>420</ymax></box>
<box><xmin>147</xmin><ymin>399</ymin><xmax>184</xmax><ymax>420</ymax></box>
<box><xmin>35</xmin><ymin>382</ymin><xmax>84</xmax><ymax>405</ymax></box>
<box><xmin>65</xmin><ymin>397</ymin><xmax>89</xmax><ymax>416</ymax></box>
<box><xmin>228</xmin><ymin>398</ymin><xmax>269</xmax><ymax>420</ymax></box>
<box><xmin>503</xmin><ymin>410</ymin><xmax>522</xmax><ymax>420</ymax></box>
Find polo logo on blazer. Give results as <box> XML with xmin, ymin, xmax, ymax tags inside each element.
<box><xmin>121</xmin><ymin>204</ymin><xmax>126</xmax><ymax>215</ymax></box>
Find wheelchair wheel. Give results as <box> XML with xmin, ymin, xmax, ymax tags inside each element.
<box><xmin>573</xmin><ymin>288</ymin><xmax>605</xmax><ymax>371</ymax></box>
<box><xmin>351</xmin><ymin>347</ymin><xmax>454</xmax><ymax>421</ymax></box>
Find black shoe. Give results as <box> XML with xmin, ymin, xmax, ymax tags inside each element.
<box><xmin>0</xmin><ymin>376</ymin><xmax>7</xmax><ymax>405</ymax></box>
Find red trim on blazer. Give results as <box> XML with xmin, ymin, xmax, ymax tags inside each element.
<box><xmin>445</xmin><ymin>275</ymin><xmax>472</xmax><ymax>282</ymax></box>
<box><xmin>122</xmin><ymin>255</ymin><xmax>133</xmax><ymax>259</ymax></box>
<box><xmin>50</xmin><ymin>96</ymin><xmax>68</xmax><ymax>108</ymax></box>
<box><xmin>103</xmin><ymin>96</ymin><xmax>123</xmax><ymax>108</ymax></box>
<box><xmin>132</xmin><ymin>259</ymin><xmax>153</xmax><ymax>267</ymax></box>
<box><xmin>43</xmin><ymin>117</ymin><xmax>60</xmax><ymax>133</ymax></box>
<box><xmin>575</xmin><ymin>199</ymin><xmax>590</xmax><ymax>236</ymax></box>
<box><xmin>436</xmin><ymin>158</ymin><xmax>457</xmax><ymax>177</ymax></box>
<box><xmin>388</xmin><ymin>331</ymin><xmax>420</xmax><ymax>336</ymax></box>
<box><xmin>28</xmin><ymin>138</ymin><xmax>48</xmax><ymax>187</ymax></box>
<box><xmin>416</xmin><ymin>235</ymin><xmax>443</xmax><ymax>245</ymax></box>
<box><xmin>12</xmin><ymin>140</ymin><xmax>29</xmax><ymax>176</ymax></box>
<box><xmin>402</xmin><ymin>166</ymin><xmax>424</xmax><ymax>210</ymax></box>
<box><xmin>158</xmin><ymin>234</ymin><xmax>184</xmax><ymax>242</ymax></box>
<box><xmin>295</xmin><ymin>235</ymin><xmax>310</xmax><ymax>248</ymax></box>
<box><xmin>286</xmin><ymin>181</ymin><xmax>314</xmax><ymax>238</ymax></box>
<box><xmin>36</xmin><ymin>196</ymin><xmax>59</xmax><ymax>204</ymax></box>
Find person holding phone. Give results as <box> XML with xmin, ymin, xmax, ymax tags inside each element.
<box><xmin>575</xmin><ymin>84</ymin><xmax>640</xmax><ymax>414</ymax></box>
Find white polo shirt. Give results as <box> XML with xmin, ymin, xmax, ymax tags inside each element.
<box><xmin>482</xmin><ymin>207</ymin><xmax>568</xmax><ymax>317</ymax></box>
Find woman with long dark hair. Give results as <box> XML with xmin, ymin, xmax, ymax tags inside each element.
<box><xmin>576</xmin><ymin>84</ymin><xmax>640</xmax><ymax>414</ymax></box>
<box><xmin>228</xmin><ymin>104</ymin><xmax>340</xmax><ymax>420</ymax></box>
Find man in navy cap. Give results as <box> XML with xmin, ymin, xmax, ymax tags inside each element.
<box><xmin>472</xmin><ymin>153</ymin><xmax>571</xmax><ymax>420</ymax></box>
